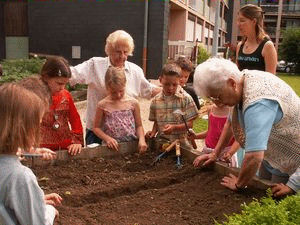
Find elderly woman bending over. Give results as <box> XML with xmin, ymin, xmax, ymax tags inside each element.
<box><xmin>193</xmin><ymin>58</ymin><xmax>300</xmax><ymax>197</ymax></box>
<box><xmin>70</xmin><ymin>30</ymin><xmax>160</xmax><ymax>145</ymax></box>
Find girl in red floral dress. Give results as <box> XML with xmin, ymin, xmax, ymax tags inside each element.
<box><xmin>40</xmin><ymin>57</ymin><xmax>83</xmax><ymax>155</ymax></box>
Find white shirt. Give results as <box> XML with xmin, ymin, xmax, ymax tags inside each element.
<box><xmin>70</xmin><ymin>57</ymin><xmax>155</xmax><ymax>129</ymax></box>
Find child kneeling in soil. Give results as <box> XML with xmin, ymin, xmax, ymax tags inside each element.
<box><xmin>192</xmin><ymin>103</ymin><xmax>238</xmax><ymax>167</ymax></box>
<box><xmin>146</xmin><ymin>63</ymin><xmax>198</xmax><ymax>150</ymax></box>
<box><xmin>39</xmin><ymin>57</ymin><xmax>83</xmax><ymax>155</ymax></box>
<box><xmin>0</xmin><ymin>83</ymin><xmax>62</xmax><ymax>225</ymax></box>
<box><xmin>93</xmin><ymin>66</ymin><xmax>147</xmax><ymax>153</ymax></box>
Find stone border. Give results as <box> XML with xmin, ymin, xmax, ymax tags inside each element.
<box><xmin>30</xmin><ymin>139</ymin><xmax>272</xmax><ymax>190</ymax></box>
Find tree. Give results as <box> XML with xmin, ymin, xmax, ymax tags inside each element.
<box><xmin>279</xmin><ymin>28</ymin><xmax>300</xmax><ymax>73</ymax></box>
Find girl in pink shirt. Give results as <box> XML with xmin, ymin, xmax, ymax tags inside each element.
<box><xmin>191</xmin><ymin>103</ymin><xmax>237</xmax><ymax>167</ymax></box>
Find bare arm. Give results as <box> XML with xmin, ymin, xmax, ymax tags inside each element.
<box><xmin>133</xmin><ymin>101</ymin><xmax>147</xmax><ymax>153</ymax></box>
<box><xmin>93</xmin><ymin>103</ymin><xmax>118</xmax><ymax>150</ymax></box>
<box><xmin>262</xmin><ymin>41</ymin><xmax>277</xmax><ymax>75</ymax></box>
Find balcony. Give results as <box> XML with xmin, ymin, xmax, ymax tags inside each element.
<box><xmin>261</xmin><ymin>4</ymin><xmax>300</xmax><ymax>17</ymax></box>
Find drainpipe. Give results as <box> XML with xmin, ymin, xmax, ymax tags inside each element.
<box><xmin>275</xmin><ymin>0</ymin><xmax>283</xmax><ymax>52</ymax></box>
<box><xmin>212</xmin><ymin>0</ymin><xmax>221</xmax><ymax>56</ymax></box>
<box><xmin>142</xmin><ymin>0</ymin><xmax>149</xmax><ymax>76</ymax></box>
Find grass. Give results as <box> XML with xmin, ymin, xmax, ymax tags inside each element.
<box><xmin>193</xmin><ymin>73</ymin><xmax>300</xmax><ymax>132</ymax></box>
<box><xmin>278</xmin><ymin>73</ymin><xmax>300</xmax><ymax>96</ymax></box>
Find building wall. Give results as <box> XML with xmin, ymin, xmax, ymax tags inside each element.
<box><xmin>147</xmin><ymin>0</ymin><xmax>169</xmax><ymax>78</ymax></box>
<box><xmin>169</xmin><ymin>9</ymin><xmax>186</xmax><ymax>41</ymax></box>
<box><xmin>0</xmin><ymin>3</ymin><xmax>5</xmax><ymax>61</ymax></box>
<box><xmin>28</xmin><ymin>1</ymin><xmax>167</xmax><ymax>79</ymax></box>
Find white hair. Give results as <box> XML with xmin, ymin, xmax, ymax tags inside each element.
<box><xmin>105</xmin><ymin>30</ymin><xmax>134</xmax><ymax>56</ymax></box>
<box><xmin>193</xmin><ymin>57</ymin><xmax>242</xmax><ymax>97</ymax></box>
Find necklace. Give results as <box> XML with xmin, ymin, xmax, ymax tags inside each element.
<box><xmin>52</xmin><ymin>113</ymin><xmax>60</xmax><ymax>130</ymax></box>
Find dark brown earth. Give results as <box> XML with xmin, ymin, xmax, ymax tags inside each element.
<box><xmin>32</xmin><ymin>151</ymin><xmax>265</xmax><ymax>225</ymax></box>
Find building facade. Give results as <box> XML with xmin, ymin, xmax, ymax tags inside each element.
<box><xmin>168</xmin><ymin>0</ymin><xmax>230</xmax><ymax>60</ymax></box>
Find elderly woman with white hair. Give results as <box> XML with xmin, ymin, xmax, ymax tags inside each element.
<box><xmin>70</xmin><ymin>30</ymin><xmax>160</xmax><ymax>145</ymax></box>
<box><xmin>193</xmin><ymin>58</ymin><xmax>300</xmax><ymax>197</ymax></box>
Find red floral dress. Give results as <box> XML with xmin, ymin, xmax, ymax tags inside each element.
<box><xmin>40</xmin><ymin>89</ymin><xmax>83</xmax><ymax>150</ymax></box>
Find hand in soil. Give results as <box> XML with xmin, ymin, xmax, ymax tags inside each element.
<box><xmin>68</xmin><ymin>144</ymin><xmax>82</xmax><ymax>156</ymax></box>
<box><xmin>271</xmin><ymin>183</ymin><xmax>294</xmax><ymax>197</ymax></box>
<box><xmin>44</xmin><ymin>193</ymin><xmax>63</xmax><ymax>206</ymax></box>
<box><xmin>221</xmin><ymin>173</ymin><xmax>238</xmax><ymax>191</ymax></box>
<box><xmin>138</xmin><ymin>140</ymin><xmax>148</xmax><ymax>154</ymax></box>
<box><xmin>193</xmin><ymin>153</ymin><xmax>216</xmax><ymax>167</ymax></box>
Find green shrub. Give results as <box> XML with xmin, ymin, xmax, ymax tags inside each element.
<box><xmin>0</xmin><ymin>58</ymin><xmax>45</xmax><ymax>84</ymax></box>
<box><xmin>216</xmin><ymin>190</ymin><xmax>300</xmax><ymax>225</ymax></box>
<box><xmin>197</xmin><ymin>44</ymin><xmax>210</xmax><ymax>65</ymax></box>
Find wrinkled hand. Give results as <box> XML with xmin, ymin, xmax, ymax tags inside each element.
<box><xmin>138</xmin><ymin>140</ymin><xmax>148</xmax><ymax>154</ymax></box>
<box><xmin>162</xmin><ymin>124</ymin><xmax>174</xmax><ymax>135</ymax></box>
<box><xmin>105</xmin><ymin>137</ymin><xmax>119</xmax><ymax>151</ymax></box>
<box><xmin>67</xmin><ymin>144</ymin><xmax>82</xmax><ymax>156</ymax></box>
<box><xmin>44</xmin><ymin>193</ymin><xmax>62</xmax><ymax>206</ymax></box>
<box><xmin>145</xmin><ymin>131</ymin><xmax>156</xmax><ymax>139</ymax></box>
<box><xmin>271</xmin><ymin>183</ymin><xmax>294</xmax><ymax>197</ymax></box>
<box><xmin>221</xmin><ymin>174</ymin><xmax>238</xmax><ymax>191</ymax></box>
<box><xmin>222</xmin><ymin>152</ymin><xmax>232</xmax><ymax>163</ymax></box>
<box><xmin>193</xmin><ymin>152</ymin><xmax>217</xmax><ymax>167</ymax></box>
<box><xmin>35</xmin><ymin>148</ymin><xmax>57</xmax><ymax>161</ymax></box>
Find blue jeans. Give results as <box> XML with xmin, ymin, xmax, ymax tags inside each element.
<box><xmin>85</xmin><ymin>129</ymin><xmax>102</xmax><ymax>145</ymax></box>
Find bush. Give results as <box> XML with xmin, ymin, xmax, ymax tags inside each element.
<box><xmin>216</xmin><ymin>190</ymin><xmax>300</xmax><ymax>225</ymax></box>
<box><xmin>0</xmin><ymin>58</ymin><xmax>45</xmax><ymax>84</ymax></box>
<box><xmin>197</xmin><ymin>44</ymin><xmax>210</xmax><ymax>65</ymax></box>
<box><xmin>279</xmin><ymin>28</ymin><xmax>300</xmax><ymax>73</ymax></box>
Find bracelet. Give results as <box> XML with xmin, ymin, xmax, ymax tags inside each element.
<box><xmin>235</xmin><ymin>183</ymin><xmax>247</xmax><ymax>192</ymax></box>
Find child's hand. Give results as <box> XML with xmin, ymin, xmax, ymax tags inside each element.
<box><xmin>105</xmin><ymin>137</ymin><xmax>119</xmax><ymax>151</ymax></box>
<box><xmin>187</xmin><ymin>129</ymin><xmax>197</xmax><ymax>140</ymax></box>
<box><xmin>162</xmin><ymin>124</ymin><xmax>174</xmax><ymax>135</ymax></box>
<box><xmin>67</xmin><ymin>144</ymin><xmax>82</xmax><ymax>156</ymax></box>
<box><xmin>138</xmin><ymin>140</ymin><xmax>148</xmax><ymax>154</ymax></box>
<box><xmin>222</xmin><ymin>151</ymin><xmax>232</xmax><ymax>163</ymax></box>
<box><xmin>35</xmin><ymin>148</ymin><xmax>57</xmax><ymax>161</ymax></box>
<box><xmin>145</xmin><ymin>131</ymin><xmax>156</xmax><ymax>139</ymax></box>
<box><xmin>44</xmin><ymin>193</ymin><xmax>62</xmax><ymax>206</ymax></box>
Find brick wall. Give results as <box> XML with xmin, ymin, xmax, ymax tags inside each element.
<box><xmin>28</xmin><ymin>1</ymin><xmax>169</xmax><ymax>79</ymax></box>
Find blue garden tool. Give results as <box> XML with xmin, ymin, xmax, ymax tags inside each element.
<box><xmin>152</xmin><ymin>139</ymin><xmax>178</xmax><ymax>166</ymax></box>
<box><xmin>175</xmin><ymin>141</ymin><xmax>182</xmax><ymax>169</ymax></box>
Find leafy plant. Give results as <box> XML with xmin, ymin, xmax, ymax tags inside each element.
<box><xmin>0</xmin><ymin>58</ymin><xmax>45</xmax><ymax>84</ymax></box>
<box><xmin>197</xmin><ymin>44</ymin><xmax>210</xmax><ymax>65</ymax></box>
<box><xmin>216</xmin><ymin>190</ymin><xmax>300</xmax><ymax>225</ymax></box>
<box><xmin>279</xmin><ymin>28</ymin><xmax>300</xmax><ymax>73</ymax></box>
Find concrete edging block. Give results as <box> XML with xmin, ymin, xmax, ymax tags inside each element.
<box><xmin>31</xmin><ymin>141</ymin><xmax>138</xmax><ymax>167</ymax></box>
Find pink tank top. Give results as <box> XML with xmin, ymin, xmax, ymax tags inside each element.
<box><xmin>205</xmin><ymin>112</ymin><xmax>234</xmax><ymax>149</ymax></box>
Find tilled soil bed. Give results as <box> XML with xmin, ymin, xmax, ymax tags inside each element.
<box><xmin>32</xmin><ymin>151</ymin><xmax>265</xmax><ymax>225</ymax></box>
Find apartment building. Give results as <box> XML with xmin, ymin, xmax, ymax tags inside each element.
<box><xmin>168</xmin><ymin>0</ymin><xmax>230</xmax><ymax>60</ymax></box>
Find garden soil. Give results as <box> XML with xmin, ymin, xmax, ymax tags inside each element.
<box><xmin>32</xmin><ymin>150</ymin><xmax>265</xmax><ymax>225</ymax></box>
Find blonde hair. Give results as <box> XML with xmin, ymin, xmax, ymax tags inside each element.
<box><xmin>193</xmin><ymin>58</ymin><xmax>242</xmax><ymax>97</ymax></box>
<box><xmin>105</xmin><ymin>66</ymin><xmax>126</xmax><ymax>89</ymax></box>
<box><xmin>239</xmin><ymin>4</ymin><xmax>269</xmax><ymax>43</ymax></box>
<box><xmin>105</xmin><ymin>30</ymin><xmax>134</xmax><ymax>56</ymax></box>
<box><xmin>0</xmin><ymin>83</ymin><xmax>45</xmax><ymax>154</ymax></box>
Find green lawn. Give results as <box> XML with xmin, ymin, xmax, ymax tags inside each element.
<box><xmin>278</xmin><ymin>73</ymin><xmax>300</xmax><ymax>96</ymax></box>
<box><xmin>193</xmin><ymin>73</ymin><xmax>300</xmax><ymax>133</ymax></box>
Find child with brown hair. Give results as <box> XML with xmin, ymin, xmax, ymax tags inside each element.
<box><xmin>175</xmin><ymin>56</ymin><xmax>200</xmax><ymax>109</ymax></box>
<box><xmin>146</xmin><ymin>63</ymin><xmax>198</xmax><ymax>150</ymax></box>
<box><xmin>0</xmin><ymin>83</ymin><xmax>62</xmax><ymax>225</ymax></box>
<box><xmin>40</xmin><ymin>56</ymin><xmax>83</xmax><ymax>155</ymax></box>
<box><xmin>93</xmin><ymin>66</ymin><xmax>147</xmax><ymax>153</ymax></box>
